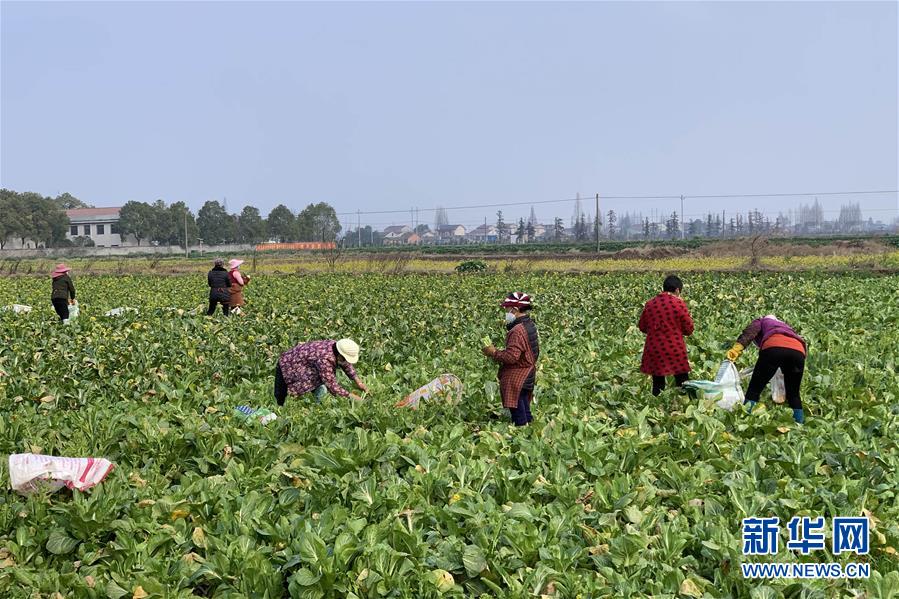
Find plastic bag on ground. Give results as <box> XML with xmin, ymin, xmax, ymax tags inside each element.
<box><xmin>739</xmin><ymin>366</ymin><xmax>786</xmax><ymax>404</ymax></box>
<box><xmin>2</xmin><ymin>304</ymin><xmax>33</xmax><ymax>314</ymax></box>
<box><xmin>396</xmin><ymin>374</ymin><xmax>464</xmax><ymax>409</ymax></box>
<box><xmin>683</xmin><ymin>360</ymin><xmax>745</xmax><ymax>411</ymax></box>
<box><xmin>234</xmin><ymin>405</ymin><xmax>278</xmax><ymax>425</ymax></box>
<box><xmin>105</xmin><ymin>307</ymin><xmax>138</xmax><ymax>317</ymax></box>
<box><xmin>9</xmin><ymin>453</ymin><xmax>115</xmax><ymax>494</ymax></box>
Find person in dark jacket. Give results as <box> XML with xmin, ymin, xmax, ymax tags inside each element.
<box><xmin>727</xmin><ymin>314</ymin><xmax>807</xmax><ymax>423</ymax></box>
<box><xmin>482</xmin><ymin>292</ymin><xmax>540</xmax><ymax>426</ymax></box>
<box><xmin>207</xmin><ymin>259</ymin><xmax>231</xmax><ymax>316</ymax></box>
<box><xmin>50</xmin><ymin>263</ymin><xmax>76</xmax><ymax>321</ymax></box>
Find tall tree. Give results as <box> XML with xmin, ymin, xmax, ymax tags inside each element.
<box><xmin>607</xmin><ymin>210</ymin><xmax>617</xmax><ymax>238</ymax></box>
<box><xmin>297</xmin><ymin>202</ymin><xmax>341</xmax><ymax>242</ymax></box>
<box><xmin>168</xmin><ymin>201</ymin><xmax>198</xmax><ymax>247</ymax></box>
<box><xmin>435</xmin><ymin>206</ymin><xmax>449</xmax><ymax>229</ymax></box>
<box><xmin>553</xmin><ymin>217</ymin><xmax>565</xmax><ymax>242</ymax></box>
<box><xmin>118</xmin><ymin>201</ymin><xmax>155</xmax><ymax>246</ymax></box>
<box><xmin>665</xmin><ymin>211</ymin><xmax>680</xmax><ymax>239</ymax></box>
<box><xmin>53</xmin><ymin>192</ymin><xmax>92</xmax><ymax>210</ymax></box>
<box><xmin>267</xmin><ymin>204</ymin><xmax>296</xmax><ymax>242</ymax></box>
<box><xmin>515</xmin><ymin>218</ymin><xmax>526</xmax><ymax>243</ymax></box>
<box><xmin>526</xmin><ymin>221</ymin><xmax>536</xmax><ymax>242</ymax></box>
<box><xmin>0</xmin><ymin>190</ymin><xmax>25</xmax><ymax>249</ymax></box>
<box><xmin>197</xmin><ymin>200</ymin><xmax>236</xmax><ymax>245</ymax></box>
<box><xmin>24</xmin><ymin>193</ymin><xmax>68</xmax><ymax>247</ymax></box>
<box><xmin>149</xmin><ymin>199</ymin><xmax>175</xmax><ymax>245</ymax></box>
<box><xmin>496</xmin><ymin>210</ymin><xmax>506</xmax><ymax>243</ymax></box>
<box><xmin>237</xmin><ymin>206</ymin><xmax>267</xmax><ymax>244</ymax></box>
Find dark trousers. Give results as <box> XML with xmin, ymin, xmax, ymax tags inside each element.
<box><xmin>652</xmin><ymin>372</ymin><xmax>689</xmax><ymax>396</ymax></box>
<box><xmin>274</xmin><ymin>364</ymin><xmax>287</xmax><ymax>406</ymax></box>
<box><xmin>51</xmin><ymin>298</ymin><xmax>69</xmax><ymax>321</ymax></box>
<box><xmin>745</xmin><ymin>347</ymin><xmax>805</xmax><ymax>410</ymax></box>
<box><xmin>207</xmin><ymin>298</ymin><xmax>230</xmax><ymax>316</ymax></box>
<box><xmin>510</xmin><ymin>389</ymin><xmax>533</xmax><ymax>426</ymax></box>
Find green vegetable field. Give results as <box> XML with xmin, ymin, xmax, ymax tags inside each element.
<box><xmin>1</xmin><ymin>273</ymin><xmax>897</xmax><ymax>598</ymax></box>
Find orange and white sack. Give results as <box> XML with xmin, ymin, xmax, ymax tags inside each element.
<box><xmin>8</xmin><ymin>453</ymin><xmax>115</xmax><ymax>494</ymax></box>
<box><xmin>395</xmin><ymin>374</ymin><xmax>463</xmax><ymax>410</ymax></box>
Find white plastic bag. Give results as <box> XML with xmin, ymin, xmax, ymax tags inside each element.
<box><xmin>683</xmin><ymin>360</ymin><xmax>745</xmax><ymax>411</ymax></box>
<box><xmin>8</xmin><ymin>453</ymin><xmax>115</xmax><ymax>494</ymax></box>
<box><xmin>63</xmin><ymin>301</ymin><xmax>79</xmax><ymax>324</ymax></box>
<box><xmin>104</xmin><ymin>307</ymin><xmax>138</xmax><ymax>317</ymax></box>
<box><xmin>739</xmin><ymin>366</ymin><xmax>786</xmax><ymax>404</ymax></box>
<box><xmin>2</xmin><ymin>304</ymin><xmax>33</xmax><ymax>314</ymax></box>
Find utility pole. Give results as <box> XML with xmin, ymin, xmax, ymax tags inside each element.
<box><xmin>184</xmin><ymin>210</ymin><xmax>189</xmax><ymax>258</ymax></box>
<box><xmin>357</xmin><ymin>210</ymin><xmax>361</xmax><ymax>247</ymax></box>
<box><xmin>595</xmin><ymin>193</ymin><xmax>600</xmax><ymax>253</ymax></box>
<box><xmin>680</xmin><ymin>195</ymin><xmax>685</xmax><ymax>240</ymax></box>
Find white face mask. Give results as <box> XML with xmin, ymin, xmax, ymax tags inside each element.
<box><xmin>504</xmin><ymin>311</ymin><xmax>517</xmax><ymax>324</ymax></box>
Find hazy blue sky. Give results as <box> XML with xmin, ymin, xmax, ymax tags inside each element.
<box><xmin>2</xmin><ymin>1</ymin><xmax>896</xmax><ymax>229</ymax></box>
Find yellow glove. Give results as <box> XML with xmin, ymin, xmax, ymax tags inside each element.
<box><xmin>726</xmin><ymin>343</ymin><xmax>744</xmax><ymax>362</ymax></box>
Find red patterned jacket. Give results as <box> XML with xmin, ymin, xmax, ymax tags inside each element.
<box><xmin>638</xmin><ymin>292</ymin><xmax>694</xmax><ymax>376</ymax></box>
<box><xmin>492</xmin><ymin>316</ymin><xmax>540</xmax><ymax>408</ymax></box>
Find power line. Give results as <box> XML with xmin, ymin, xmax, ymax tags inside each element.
<box><xmin>334</xmin><ymin>189</ymin><xmax>897</xmax><ymax>217</ymax></box>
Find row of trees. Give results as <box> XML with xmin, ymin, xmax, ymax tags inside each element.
<box><xmin>0</xmin><ymin>190</ymin><xmax>90</xmax><ymax>249</ymax></box>
<box><xmin>116</xmin><ymin>200</ymin><xmax>341</xmax><ymax>246</ymax></box>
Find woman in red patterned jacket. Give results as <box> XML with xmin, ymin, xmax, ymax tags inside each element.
<box><xmin>638</xmin><ymin>275</ymin><xmax>695</xmax><ymax>395</ymax></box>
<box><xmin>482</xmin><ymin>292</ymin><xmax>540</xmax><ymax>426</ymax></box>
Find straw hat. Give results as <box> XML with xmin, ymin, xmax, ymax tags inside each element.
<box><xmin>335</xmin><ymin>338</ymin><xmax>360</xmax><ymax>364</ymax></box>
<box><xmin>51</xmin><ymin>263</ymin><xmax>71</xmax><ymax>278</ymax></box>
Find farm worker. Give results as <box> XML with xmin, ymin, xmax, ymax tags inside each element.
<box><xmin>206</xmin><ymin>259</ymin><xmax>231</xmax><ymax>316</ymax></box>
<box><xmin>482</xmin><ymin>292</ymin><xmax>540</xmax><ymax>426</ymax></box>
<box><xmin>50</xmin><ymin>263</ymin><xmax>76</xmax><ymax>322</ymax></box>
<box><xmin>726</xmin><ymin>315</ymin><xmax>807</xmax><ymax>423</ymax></box>
<box><xmin>227</xmin><ymin>259</ymin><xmax>250</xmax><ymax>311</ymax></box>
<box><xmin>274</xmin><ymin>338</ymin><xmax>369</xmax><ymax>405</ymax></box>
<box><xmin>638</xmin><ymin>275</ymin><xmax>694</xmax><ymax>395</ymax></box>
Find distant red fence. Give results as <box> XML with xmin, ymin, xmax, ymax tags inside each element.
<box><xmin>255</xmin><ymin>242</ymin><xmax>336</xmax><ymax>252</ymax></box>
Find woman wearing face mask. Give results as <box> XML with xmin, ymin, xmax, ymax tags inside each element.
<box><xmin>638</xmin><ymin>275</ymin><xmax>694</xmax><ymax>395</ymax></box>
<box><xmin>482</xmin><ymin>292</ymin><xmax>540</xmax><ymax>426</ymax></box>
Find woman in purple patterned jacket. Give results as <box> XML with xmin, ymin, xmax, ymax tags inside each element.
<box><xmin>274</xmin><ymin>338</ymin><xmax>368</xmax><ymax>406</ymax></box>
<box><xmin>726</xmin><ymin>315</ymin><xmax>807</xmax><ymax>423</ymax></box>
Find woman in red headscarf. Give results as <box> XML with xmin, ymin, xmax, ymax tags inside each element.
<box><xmin>50</xmin><ymin>263</ymin><xmax>76</xmax><ymax>321</ymax></box>
<box><xmin>482</xmin><ymin>292</ymin><xmax>540</xmax><ymax>426</ymax></box>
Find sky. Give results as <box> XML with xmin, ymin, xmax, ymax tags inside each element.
<box><xmin>1</xmin><ymin>1</ymin><xmax>897</xmax><ymax>230</ymax></box>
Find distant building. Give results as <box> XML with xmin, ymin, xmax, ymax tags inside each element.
<box><xmin>382</xmin><ymin>225</ymin><xmax>413</xmax><ymax>245</ymax></box>
<box><xmin>436</xmin><ymin>224</ymin><xmax>466</xmax><ymax>243</ymax></box>
<box><xmin>66</xmin><ymin>207</ymin><xmax>136</xmax><ymax>247</ymax></box>
<box><xmin>466</xmin><ymin>224</ymin><xmax>498</xmax><ymax>243</ymax></box>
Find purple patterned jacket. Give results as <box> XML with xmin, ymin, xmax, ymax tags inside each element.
<box><xmin>737</xmin><ymin>317</ymin><xmax>806</xmax><ymax>350</ymax></box>
<box><xmin>278</xmin><ymin>340</ymin><xmax>358</xmax><ymax>397</ymax></box>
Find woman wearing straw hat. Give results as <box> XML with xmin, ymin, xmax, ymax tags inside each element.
<box><xmin>274</xmin><ymin>338</ymin><xmax>369</xmax><ymax>405</ymax></box>
<box><xmin>50</xmin><ymin>263</ymin><xmax>76</xmax><ymax>321</ymax></box>
<box><xmin>227</xmin><ymin>259</ymin><xmax>250</xmax><ymax>313</ymax></box>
